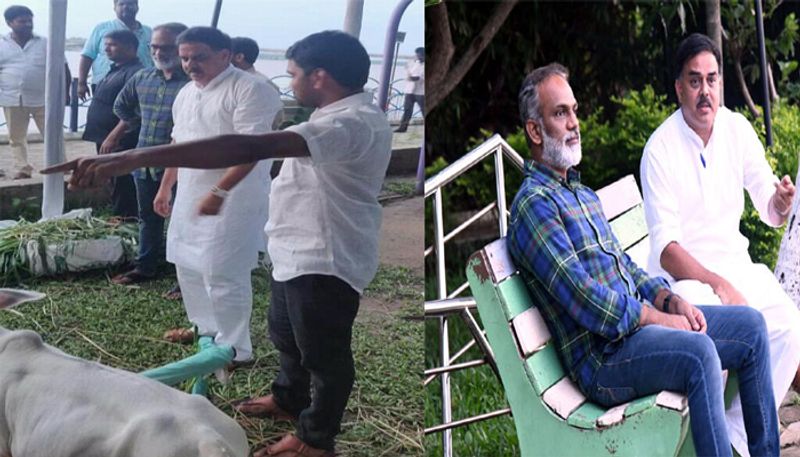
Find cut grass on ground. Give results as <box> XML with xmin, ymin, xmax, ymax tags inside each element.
<box><xmin>0</xmin><ymin>264</ymin><xmax>423</xmax><ymax>457</ymax></box>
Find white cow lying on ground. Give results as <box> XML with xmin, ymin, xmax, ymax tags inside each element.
<box><xmin>0</xmin><ymin>289</ymin><xmax>249</xmax><ymax>457</ymax></box>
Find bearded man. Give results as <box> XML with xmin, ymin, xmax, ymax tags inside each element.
<box><xmin>506</xmin><ymin>63</ymin><xmax>779</xmax><ymax>457</ymax></box>
<box><xmin>640</xmin><ymin>33</ymin><xmax>800</xmax><ymax>457</ymax></box>
<box><xmin>107</xmin><ymin>22</ymin><xmax>189</xmax><ymax>286</ymax></box>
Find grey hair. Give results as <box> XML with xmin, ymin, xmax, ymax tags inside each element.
<box><xmin>518</xmin><ymin>63</ymin><xmax>569</xmax><ymax>125</ymax></box>
<box><xmin>153</xmin><ymin>22</ymin><xmax>187</xmax><ymax>37</ymax></box>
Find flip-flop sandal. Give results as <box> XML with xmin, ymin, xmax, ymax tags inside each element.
<box><xmin>111</xmin><ymin>270</ymin><xmax>155</xmax><ymax>285</ymax></box>
<box><xmin>231</xmin><ymin>396</ymin><xmax>297</xmax><ymax>421</ymax></box>
<box><xmin>163</xmin><ymin>327</ymin><xmax>194</xmax><ymax>344</ymax></box>
<box><xmin>162</xmin><ymin>284</ymin><xmax>182</xmax><ymax>300</ymax></box>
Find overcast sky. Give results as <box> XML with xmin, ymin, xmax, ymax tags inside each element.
<box><xmin>7</xmin><ymin>0</ymin><xmax>424</xmax><ymax>55</ymax></box>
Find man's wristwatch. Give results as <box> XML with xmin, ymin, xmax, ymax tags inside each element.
<box><xmin>210</xmin><ymin>185</ymin><xmax>229</xmax><ymax>199</ymax></box>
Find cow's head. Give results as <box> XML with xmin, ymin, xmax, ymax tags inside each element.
<box><xmin>0</xmin><ymin>289</ymin><xmax>46</xmax><ymax>309</ymax></box>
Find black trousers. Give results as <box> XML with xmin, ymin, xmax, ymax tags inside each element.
<box><xmin>399</xmin><ymin>93</ymin><xmax>424</xmax><ymax>128</ymax></box>
<box><xmin>269</xmin><ymin>274</ymin><xmax>360</xmax><ymax>451</ymax></box>
<box><xmin>94</xmin><ymin>143</ymin><xmax>137</xmax><ymax>218</ymax></box>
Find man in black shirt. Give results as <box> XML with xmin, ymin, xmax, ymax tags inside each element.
<box><xmin>82</xmin><ymin>29</ymin><xmax>143</xmax><ymax>218</ymax></box>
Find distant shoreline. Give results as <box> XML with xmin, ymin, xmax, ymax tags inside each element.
<box><xmin>64</xmin><ymin>39</ymin><xmax>415</xmax><ymax>61</ymax></box>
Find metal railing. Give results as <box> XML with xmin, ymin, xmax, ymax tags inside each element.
<box><xmin>44</xmin><ymin>76</ymin><xmax>419</xmax><ymax>134</ymax></box>
<box><xmin>424</xmin><ymin>134</ymin><xmax>524</xmax><ymax>456</ymax></box>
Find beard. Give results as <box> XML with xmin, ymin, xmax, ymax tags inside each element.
<box><xmin>154</xmin><ymin>56</ymin><xmax>180</xmax><ymax>71</ymax></box>
<box><xmin>541</xmin><ymin>128</ymin><xmax>582</xmax><ymax>170</ymax></box>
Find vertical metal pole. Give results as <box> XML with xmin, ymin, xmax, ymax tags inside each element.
<box><xmin>42</xmin><ymin>0</ymin><xmax>67</xmax><ymax>219</ymax></box>
<box><xmin>378</xmin><ymin>0</ymin><xmax>414</xmax><ymax>111</ymax></box>
<box><xmin>211</xmin><ymin>0</ymin><xmax>223</xmax><ymax>28</ymax></box>
<box><xmin>69</xmin><ymin>77</ymin><xmax>78</xmax><ymax>132</ymax></box>
<box><xmin>343</xmin><ymin>0</ymin><xmax>364</xmax><ymax>38</ymax></box>
<box><xmin>495</xmin><ymin>148</ymin><xmax>508</xmax><ymax>236</ymax></box>
<box><xmin>433</xmin><ymin>188</ymin><xmax>452</xmax><ymax>457</ymax></box>
<box><xmin>755</xmin><ymin>0</ymin><xmax>773</xmax><ymax>146</ymax></box>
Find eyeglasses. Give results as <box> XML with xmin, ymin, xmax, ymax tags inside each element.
<box><xmin>150</xmin><ymin>44</ymin><xmax>177</xmax><ymax>52</ymax></box>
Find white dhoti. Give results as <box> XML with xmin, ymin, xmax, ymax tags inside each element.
<box><xmin>672</xmin><ymin>262</ymin><xmax>800</xmax><ymax>457</ymax></box>
<box><xmin>176</xmin><ymin>264</ymin><xmax>254</xmax><ymax>362</ymax></box>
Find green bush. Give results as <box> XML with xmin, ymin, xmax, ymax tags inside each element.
<box><xmin>579</xmin><ymin>86</ymin><xmax>675</xmax><ymax>189</ymax></box>
<box><xmin>740</xmin><ymin>102</ymin><xmax>800</xmax><ymax>267</ymax></box>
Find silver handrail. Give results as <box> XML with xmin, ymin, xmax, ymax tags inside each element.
<box><xmin>423</xmin><ymin>134</ymin><xmax>524</xmax><ymax>456</ymax></box>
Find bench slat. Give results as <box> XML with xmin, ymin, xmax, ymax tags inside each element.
<box><xmin>497</xmin><ymin>275</ymin><xmax>534</xmax><ymax>320</ymax></box>
<box><xmin>524</xmin><ymin>343</ymin><xmax>565</xmax><ymax>395</ymax></box>
<box><xmin>567</xmin><ymin>402</ymin><xmax>606</xmax><ymax>429</ymax></box>
<box><xmin>597</xmin><ymin>402</ymin><xmax>630</xmax><ymax>427</ymax></box>
<box><xmin>543</xmin><ymin>377</ymin><xmax>586</xmax><ymax>419</ymax></box>
<box><xmin>511</xmin><ymin>307</ymin><xmax>551</xmax><ymax>356</ymax></box>
<box><xmin>609</xmin><ymin>204</ymin><xmax>648</xmax><ymax>251</ymax></box>
<box><xmin>484</xmin><ymin>238</ymin><xmax>516</xmax><ymax>284</ymax></box>
<box><xmin>595</xmin><ymin>175</ymin><xmax>642</xmax><ymax>220</ymax></box>
<box><xmin>655</xmin><ymin>391</ymin><xmax>688</xmax><ymax>412</ymax></box>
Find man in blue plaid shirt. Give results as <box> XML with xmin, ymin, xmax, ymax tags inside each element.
<box><xmin>507</xmin><ymin>63</ymin><xmax>778</xmax><ymax>457</ymax></box>
<box><xmin>105</xmin><ymin>23</ymin><xmax>189</xmax><ymax>287</ymax></box>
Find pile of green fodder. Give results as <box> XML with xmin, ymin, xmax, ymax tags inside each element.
<box><xmin>0</xmin><ymin>217</ymin><xmax>137</xmax><ymax>284</ymax></box>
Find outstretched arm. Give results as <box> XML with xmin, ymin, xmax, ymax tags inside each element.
<box><xmin>41</xmin><ymin>131</ymin><xmax>310</xmax><ymax>189</ymax></box>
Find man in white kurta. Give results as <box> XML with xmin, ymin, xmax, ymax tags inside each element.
<box><xmin>158</xmin><ymin>27</ymin><xmax>280</xmax><ymax>363</ymax></box>
<box><xmin>641</xmin><ymin>33</ymin><xmax>800</xmax><ymax>457</ymax></box>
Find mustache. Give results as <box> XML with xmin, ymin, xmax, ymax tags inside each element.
<box><xmin>564</xmin><ymin>131</ymin><xmax>580</xmax><ymax>143</ymax></box>
<box><xmin>697</xmin><ymin>96</ymin><xmax>712</xmax><ymax>109</ymax></box>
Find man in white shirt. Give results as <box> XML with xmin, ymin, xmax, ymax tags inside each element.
<box><xmin>154</xmin><ymin>27</ymin><xmax>280</xmax><ymax>367</ymax></box>
<box><xmin>43</xmin><ymin>30</ymin><xmax>392</xmax><ymax>457</ymax></box>
<box><xmin>77</xmin><ymin>0</ymin><xmax>153</xmax><ymax>101</ymax></box>
<box><xmin>0</xmin><ymin>6</ymin><xmax>54</xmax><ymax>179</ymax></box>
<box><xmin>395</xmin><ymin>46</ymin><xmax>424</xmax><ymax>133</ymax></box>
<box><xmin>640</xmin><ymin>33</ymin><xmax>800</xmax><ymax>457</ymax></box>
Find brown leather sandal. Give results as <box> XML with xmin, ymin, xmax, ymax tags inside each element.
<box><xmin>162</xmin><ymin>327</ymin><xmax>194</xmax><ymax>344</ymax></box>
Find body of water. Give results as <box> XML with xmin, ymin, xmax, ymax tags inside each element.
<box><xmin>0</xmin><ymin>50</ymin><xmax>415</xmax><ymax>133</ymax></box>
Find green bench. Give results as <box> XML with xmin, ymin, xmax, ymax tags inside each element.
<box><xmin>466</xmin><ymin>174</ymin><xmax>737</xmax><ymax>456</ymax></box>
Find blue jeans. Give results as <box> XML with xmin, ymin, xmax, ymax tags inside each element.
<box><xmin>133</xmin><ymin>176</ymin><xmax>165</xmax><ymax>276</ymax></box>
<box><xmin>592</xmin><ymin>306</ymin><xmax>777</xmax><ymax>457</ymax></box>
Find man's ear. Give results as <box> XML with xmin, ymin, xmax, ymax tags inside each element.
<box><xmin>674</xmin><ymin>79</ymin><xmax>683</xmax><ymax>105</ymax></box>
<box><xmin>525</xmin><ymin>119</ymin><xmax>543</xmax><ymax>146</ymax></box>
<box><xmin>0</xmin><ymin>289</ymin><xmax>46</xmax><ymax>309</ymax></box>
<box><xmin>310</xmin><ymin>68</ymin><xmax>327</xmax><ymax>90</ymax></box>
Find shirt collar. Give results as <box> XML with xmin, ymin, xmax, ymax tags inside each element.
<box><xmin>312</xmin><ymin>92</ymin><xmax>372</xmax><ymax>118</ymax></box>
<box><xmin>524</xmin><ymin>160</ymin><xmax>581</xmax><ymax>189</ymax></box>
<box><xmin>155</xmin><ymin>67</ymin><xmax>189</xmax><ymax>81</ymax></box>
<box><xmin>113</xmin><ymin>18</ymin><xmax>142</xmax><ymax>32</ymax></box>
<box><xmin>110</xmin><ymin>57</ymin><xmax>141</xmax><ymax>71</ymax></box>
<box><xmin>194</xmin><ymin>64</ymin><xmax>234</xmax><ymax>92</ymax></box>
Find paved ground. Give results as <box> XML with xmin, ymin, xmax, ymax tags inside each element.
<box><xmin>780</xmin><ymin>390</ymin><xmax>800</xmax><ymax>455</ymax></box>
<box><xmin>0</xmin><ymin>122</ymin><xmax>423</xmax><ymax>185</ymax></box>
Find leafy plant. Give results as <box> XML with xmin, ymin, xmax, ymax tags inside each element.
<box><xmin>0</xmin><ymin>217</ymin><xmax>138</xmax><ymax>284</ymax></box>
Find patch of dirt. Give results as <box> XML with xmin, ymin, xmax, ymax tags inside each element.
<box><xmin>361</xmin><ymin>196</ymin><xmax>423</xmax><ymax>318</ymax></box>
<box><xmin>378</xmin><ymin>196</ymin><xmax>423</xmax><ymax>276</ymax></box>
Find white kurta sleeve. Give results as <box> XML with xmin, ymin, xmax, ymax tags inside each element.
<box><xmin>232</xmin><ymin>77</ymin><xmax>280</xmax><ymax>135</ymax></box>
<box><xmin>737</xmin><ymin>113</ymin><xmax>780</xmax><ymax>227</ymax></box>
<box><xmin>641</xmin><ymin>138</ymin><xmax>683</xmax><ymax>266</ymax></box>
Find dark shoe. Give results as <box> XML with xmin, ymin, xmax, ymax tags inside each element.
<box><xmin>394</xmin><ymin>126</ymin><xmax>407</xmax><ymax>133</ymax></box>
<box><xmin>233</xmin><ymin>395</ymin><xmax>298</xmax><ymax>422</ymax></box>
<box><xmin>163</xmin><ymin>327</ymin><xmax>195</xmax><ymax>344</ymax></box>
<box><xmin>13</xmin><ymin>170</ymin><xmax>31</xmax><ymax>180</ymax></box>
<box><xmin>162</xmin><ymin>284</ymin><xmax>182</xmax><ymax>300</ymax></box>
<box><xmin>111</xmin><ymin>269</ymin><xmax>155</xmax><ymax>285</ymax></box>
<box><xmin>254</xmin><ymin>434</ymin><xmax>334</xmax><ymax>457</ymax></box>
<box><xmin>227</xmin><ymin>358</ymin><xmax>255</xmax><ymax>371</ymax></box>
